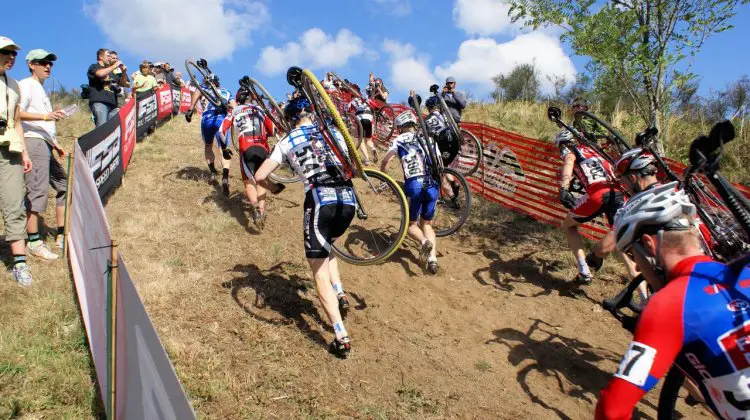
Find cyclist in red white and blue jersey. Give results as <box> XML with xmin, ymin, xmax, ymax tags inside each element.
<box><xmin>185</xmin><ymin>73</ymin><xmax>235</xmax><ymax>195</ymax></box>
<box><xmin>380</xmin><ymin>110</ymin><xmax>440</xmax><ymax>275</ymax></box>
<box><xmin>254</xmin><ymin>94</ymin><xmax>354</xmax><ymax>359</ymax></box>
<box><xmin>596</xmin><ymin>181</ymin><xmax>750</xmax><ymax>420</ymax></box>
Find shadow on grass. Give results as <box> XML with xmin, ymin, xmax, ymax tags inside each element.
<box><xmin>222</xmin><ymin>262</ymin><xmax>329</xmax><ymax>349</ymax></box>
<box><xmin>486</xmin><ymin>318</ymin><xmax>654</xmax><ymax>420</ymax></box>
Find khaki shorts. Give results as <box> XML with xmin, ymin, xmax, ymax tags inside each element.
<box><xmin>24</xmin><ymin>137</ymin><xmax>67</xmax><ymax>213</ymax></box>
<box><xmin>0</xmin><ymin>146</ymin><xmax>27</xmax><ymax>242</ymax></box>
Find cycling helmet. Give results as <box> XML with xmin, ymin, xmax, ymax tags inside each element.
<box><xmin>395</xmin><ymin>110</ymin><xmax>417</xmax><ymax>128</ymax></box>
<box><xmin>615</xmin><ymin>148</ymin><xmax>657</xmax><ymax>177</ymax></box>
<box><xmin>613</xmin><ymin>181</ymin><xmax>697</xmax><ymax>251</ymax></box>
<box><xmin>425</xmin><ymin>96</ymin><xmax>439</xmax><ymax>108</ymax></box>
<box><xmin>554</xmin><ymin>130</ymin><xmax>575</xmax><ymax>149</ymax></box>
<box><xmin>284</xmin><ymin>96</ymin><xmax>311</xmax><ymax>122</ymax></box>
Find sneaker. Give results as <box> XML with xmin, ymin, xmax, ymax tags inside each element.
<box><xmin>573</xmin><ymin>272</ymin><xmax>593</xmax><ymax>285</ymax></box>
<box><xmin>11</xmin><ymin>263</ymin><xmax>33</xmax><ymax>287</ymax></box>
<box><xmin>208</xmin><ymin>172</ymin><xmax>217</xmax><ymax>183</ymax></box>
<box><xmin>449</xmin><ymin>196</ymin><xmax>461</xmax><ymax>210</ymax></box>
<box><xmin>252</xmin><ymin>207</ymin><xmax>265</xmax><ymax>230</ymax></box>
<box><xmin>363</xmin><ymin>159</ymin><xmax>372</xmax><ymax>166</ymax></box>
<box><xmin>221</xmin><ymin>178</ymin><xmax>230</xmax><ymax>196</ymax></box>
<box><xmin>419</xmin><ymin>240</ymin><xmax>434</xmax><ymax>262</ymax></box>
<box><xmin>427</xmin><ymin>260</ymin><xmax>439</xmax><ymax>275</ymax></box>
<box><xmin>338</xmin><ymin>293</ymin><xmax>350</xmax><ymax>317</ymax></box>
<box><xmin>371</xmin><ymin>148</ymin><xmax>379</xmax><ymax>163</ymax></box>
<box><xmin>27</xmin><ymin>242</ymin><xmax>59</xmax><ymax>260</ymax></box>
<box><xmin>55</xmin><ymin>234</ymin><xmax>64</xmax><ymax>250</ymax></box>
<box><xmin>329</xmin><ymin>337</ymin><xmax>351</xmax><ymax>359</ymax></box>
<box><xmin>585</xmin><ymin>252</ymin><xmax>604</xmax><ymax>273</ymax></box>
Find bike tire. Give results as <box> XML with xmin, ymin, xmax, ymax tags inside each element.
<box><xmin>343</xmin><ymin>112</ymin><xmax>364</xmax><ymax>150</ymax></box>
<box><xmin>375</xmin><ymin>104</ymin><xmax>395</xmax><ymax>143</ymax></box>
<box><xmin>657</xmin><ymin>366</ymin><xmax>684</xmax><ymax>420</ymax></box>
<box><xmin>689</xmin><ymin>178</ymin><xmax>750</xmax><ymax>261</ymax></box>
<box><xmin>434</xmin><ymin>167</ymin><xmax>472</xmax><ymax>237</ymax></box>
<box><xmin>247</xmin><ymin>77</ymin><xmax>291</xmax><ymax>134</ymax></box>
<box><xmin>332</xmin><ymin>168</ymin><xmax>409</xmax><ymax>265</ymax></box>
<box><xmin>184</xmin><ymin>59</ymin><xmax>222</xmax><ymax>107</ymax></box>
<box><xmin>452</xmin><ymin>128</ymin><xmax>483</xmax><ymax>177</ymax></box>
<box><xmin>577</xmin><ymin>110</ymin><xmax>631</xmax><ymax>154</ymax></box>
<box><xmin>229</xmin><ymin>124</ymin><xmax>240</xmax><ymax>154</ymax></box>
<box><xmin>267</xmin><ymin>134</ymin><xmax>301</xmax><ymax>184</ymax></box>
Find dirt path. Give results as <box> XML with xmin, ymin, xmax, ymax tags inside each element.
<box><xmin>105</xmin><ymin>120</ymin><xmax>711</xmax><ymax>419</ymax></box>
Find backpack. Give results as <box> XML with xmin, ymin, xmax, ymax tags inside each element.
<box><xmin>80</xmin><ymin>84</ymin><xmax>91</xmax><ymax>100</ymax></box>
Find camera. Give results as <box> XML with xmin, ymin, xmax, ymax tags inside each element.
<box><xmin>0</xmin><ymin>117</ymin><xmax>7</xmax><ymax>135</ymax></box>
<box><xmin>109</xmin><ymin>80</ymin><xmax>122</xmax><ymax>96</ymax></box>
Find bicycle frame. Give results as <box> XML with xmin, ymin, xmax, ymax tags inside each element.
<box><xmin>547</xmin><ymin>106</ymin><xmax>615</xmax><ymax>165</ymax></box>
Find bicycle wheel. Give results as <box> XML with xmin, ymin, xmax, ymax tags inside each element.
<box><xmin>657</xmin><ymin>366</ymin><xmax>684</xmax><ymax>420</ymax></box>
<box><xmin>689</xmin><ymin>178</ymin><xmax>749</xmax><ymax>261</ymax></box>
<box><xmin>375</xmin><ymin>104</ymin><xmax>395</xmax><ymax>142</ymax></box>
<box><xmin>229</xmin><ymin>124</ymin><xmax>239</xmax><ymax>153</ymax></box>
<box><xmin>184</xmin><ymin>59</ymin><xmax>222</xmax><ymax>107</ymax></box>
<box><xmin>247</xmin><ymin>77</ymin><xmax>291</xmax><ymax>134</ymax></box>
<box><xmin>332</xmin><ymin>168</ymin><xmax>409</xmax><ymax>265</ymax></box>
<box><xmin>434</xmin><ymin>168</ymin><xmax>472</xmax><ymax>237</ymax></box>
<box><xmin>266</xmin><ymin>135</ymin><xmax>300</xmax><ymax>184</ymax></box>
<box><xmin>343</xmin><ymin>112</ymin><xmax>363</xmax><ymax>150</ymax></box>
<box><xmin>450</xmin><ymin>128</ymin><xmax>483</xmax><ymax>177</ymax></box>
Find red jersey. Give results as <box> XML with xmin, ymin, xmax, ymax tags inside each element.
<box><xmin>561</xmin><ymin>143</ymin><xmax>618</xmax><ymax>194</ymax></box>
<box><xmin>220</xmin><ymin>104</ymin><xmax>275</xmax><ymax>152</ymax></box>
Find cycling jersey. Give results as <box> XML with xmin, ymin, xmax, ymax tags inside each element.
<box><xmin>561</xmin><ymin>143</ymin><xmax>618</xmax><ymax>194</ymax></box>
<box><xmin>424</xmin><ymin>111</ymin><xmax>448</xmax><ymax>136</ymax></box>
<box><xmin>596</xmin><ymin>255</ymin><xmax>750</xmax><ymax>420</ymax></box>
<box><xmin>348</xmin><ymin>97</ymin><xmax>373</xmax><ymax>122</ymax></box>
<box><xmin>219</xmin><ymin>104</ymin><xmax>274</xmax><ymax>152</ymax></box>
<box><xmin>425</xmin><ymin>111</ymin><xmax>459</xmax><ymax>166</ymax></box>
<box><xmin>322</xmin><ymin>79</ymin><xmax>336</xmax><ymax>92</ymax></box>
<box><xmin>201</xmin><ymin>85</ymin><xmax>232</xmax><ymax>118</ymax></box>
<box><xmin>388</xmin><ymin>132</ymin><xmax>438</xmax><ymax>185</ymax></box>
<box><xmin>269</xmin><ymin>123</ymin><xmax>351</xmax><ymax>193</ymax></box>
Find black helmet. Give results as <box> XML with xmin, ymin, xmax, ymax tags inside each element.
<box><xmin>425</xmin><ymin>96</ymin><xmax>439</xmax><ymax>108</ymax></box>
<box><xmin>284</xmin><ymin>96</ymin><xmax>311</xmax><ymax>122</ymax></box>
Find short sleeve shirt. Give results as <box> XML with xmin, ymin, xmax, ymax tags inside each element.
<box><xmin>19</xmin><ymin>77</ymin><xmax>55</xmax><ymax>142</ymax></box>
<box><xmin>87</xmin><ymin>63</ymin><xmax>117</xmax><ymax>106</ymax></box>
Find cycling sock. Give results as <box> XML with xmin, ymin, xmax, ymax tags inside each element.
<box><xmin>57</xmin><ymin>226</ymin><xmax>65</xmax><ymax>236</ymax></box>
<box><xmin>332</xmin><ymin>282</ymin><xmax>344</xmax><ymax>295</ymax></box>
<box><xmin>333</xmin><ymin>321</ymin><xmax>348</xmax><ymax>340</ymax></box>
<box><xmin>208</xmin><ymin>163</ymin><xmax>217</xmax><ymax>174</ymax></box>
<box><xmin>222</xmin><ymin>168</ymin><xmax>230</xmax><ymax>180</ymax></box>
<box><xmin>576</xmin><ymin>254</ymin><xmax>591</xmax><ymax>276</ymax></box>
<box><xmin>28</xmin><ymin>232</ymin><xmax>42</xmax><ymax>247</ymax></box>
<box><xmin>13</xmin><ymin>255</ymin><xmax>27</xmax><ymax>268</ymax></box>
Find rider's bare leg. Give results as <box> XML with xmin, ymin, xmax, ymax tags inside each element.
<box><xmin>562</xmin><ymin>213</ymin><xmax>590</xmax><ymax>277</ymax></box>
<box><xmin>308</xmin><ymin>256</ymin><xmax>348</xmax><ymax>340</ymax></box>
<box><xmin>421</xmin><ymin>219</ymin><xmax>437</xmax><ymax>261</ymax></box>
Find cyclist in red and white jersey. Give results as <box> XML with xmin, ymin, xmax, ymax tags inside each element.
<box><xmin>596</xmin><ymin>182</ymin><xmax>750</xmax><ymax>420</ymax></box>
<box><xmin>218</xmin><ymin>86</ymin><xmax>284</xmax><ymax>229</ymax></box>
<box><xmin>557</xmin><ymin>130</ymin><xmax>628</xmax><ymax>286</ymax></box>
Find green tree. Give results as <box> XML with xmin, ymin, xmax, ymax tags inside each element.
<box><xmin>507</xmin><ymin>0</ymin><xmax>748</xmax><ymax>149</ymax></box>
<box><xmin>492</xmin><ymin>63</ymin><xmax>541</xmax><ymax>102</ymax></box>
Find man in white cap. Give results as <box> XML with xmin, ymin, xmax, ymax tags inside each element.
<box><xmin>441</xmin><ymin>76</ymin><xmax>467</xmax><ymax>123</ymax></box>
<box><xmin>0</xmin><ymin>36</ymin><xmax>34</xmax><ymax>286</ymax></box>
<box><xmin>19</xmin><ymin>48</ymin><xmax>69</xmax><ymax>260</ymax></box>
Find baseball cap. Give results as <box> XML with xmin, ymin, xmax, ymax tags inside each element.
<box><xmin>445</xmin><ymin>76</ymin><xmax>456</xmax><ymax>83</ymax></box>
<box><xmin>26</xmin><ymin>49</ymin><xmax>57</xmax><ymax>62</ymax></box>
<box><xmin>0</xmin><ymin>36</ymin><xmax>21</xmax><ymax>51</ymax></box>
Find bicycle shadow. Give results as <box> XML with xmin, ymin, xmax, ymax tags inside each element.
<box><xmin>486</xmin><ymin>318</ymin><xmax>656</xmax><ymax>419</ymax></box>
<box><xmin>221</xmin><ymin>262</ymin><xmax>329</xmax><ymax>349</ymax></box>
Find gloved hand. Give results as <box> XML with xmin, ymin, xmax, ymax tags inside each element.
<box><xmin>559</xmin><ymin>187</ymin><xmax>577</xmax><ymax>209</ymax></box>
<box><xmin>221</xmin><ymin>148</ymin><xmax>233</xmax><ymax>160</ymax></box>
<box><xmin>185</xmin><ymin>109</ymin><xmax>194</xmax><ymax>123</ymax></box>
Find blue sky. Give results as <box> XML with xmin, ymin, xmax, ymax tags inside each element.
<box><xmin>4</xmin><ymin>0</ymin><xmax>750</xmax><ymax>103</ymax></box>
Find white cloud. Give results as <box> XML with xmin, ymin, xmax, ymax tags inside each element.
<box><xmin>381</xmin><ymin>39</ymin><xmax>438</xmax><ymax>97</ymax></box>
<box><xmin>453</xmin><ymin>0</ymin><xmax>522</xmax><ymax>36</ymax></box>
<box><xmin>372</xmin><ymin>0</ymin><xmax>412</xmax><ymax>17</ymax></box>
<box><xmin>256</xmin><ymin>28</ymin><xmax>364</xmax><ymax>75</ymax></box>
<box><xmin>85</xmin><ymin>0</ymin><xmax>268</xmax><ymax>64</ymax></box>
<box><xmin>434</xmin><ymin>32</ymin><xmax>576</xmax><ymax>94</ymax></box>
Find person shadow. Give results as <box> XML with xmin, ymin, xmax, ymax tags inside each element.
<box><xmin>486</xmin><ymin>318</ymin><xmax>657</xmax><ymax>419</ymax></box>
<box><xmin>221</xmin><ymin>262</ymin><xmax>329</xmax><ymax>349</ymax></box>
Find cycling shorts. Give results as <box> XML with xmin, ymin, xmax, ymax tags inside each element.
<box><xmin>436</xmin><ymin>130</ymin><xmax>459</xmax><ymax>166</ymax></box>
<box><xmin>303</xmin><ymin>186</ymin><xmax>356</xmax><ymax>259</ymax></box>
<box><xmin>240</xmin><ymin>146</ymin><xmax>268</xmax><ymax>181</ymax></box>
<box><xmin>404</xmin><ymin>177</ymin><xmax>439</xmax><ymax>222</ymax></box>
<box><xmin>570</xmin><ymin>188</ymin><xmax>625</xmax><ymax>226</ymax></box>
<box><xmin>201</xmin><ymin>113</ymin><xmax>228</xmax><ymax>148</ymax></box>
<box><xmin>360</xmin><ymin>119</ymin><xmax>373</xmax><ymax>139</ymax></box>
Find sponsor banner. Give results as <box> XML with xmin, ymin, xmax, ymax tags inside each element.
<box><xmin>116</xmin><ymin>255</ymin><xmax>197</xmax><ymax>419</ymax></box>
<box><xmin>156</xmin><ymin>84</ymin><xmax>174</xmax><ymax>120</ymax></box>
<box><xmin>78</xmin><ymin>115</ymin><xmax>123</xmax><ymax>200</ymax></box>
<box><xmin>119</xmin><ymin>98</ymin><xmax>136</xmax><ymax>172</ymax></box>
<box><xmin>172</xmin><ymin>88</ymin><xmax>181</xmax><ymax>115</ymax></box>
<box><xmin>179</xmin><ymin>88</ymin><xmax>192</xmax><ymax>114</ymax></box>
<box><xmin>136</xmin><ymin>91</ymin><xmax>157</xmax><ymax>140</ymax></box>
<box><xmin>68</xmin><ymin>142</ymin><xmax>114</xmax><ymax>405</ymax></box>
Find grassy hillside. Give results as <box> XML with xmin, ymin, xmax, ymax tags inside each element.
<box><xmin>464</xmin><ymin>101</ymin><xmax>750</xmax><ymax>186</ymax></box>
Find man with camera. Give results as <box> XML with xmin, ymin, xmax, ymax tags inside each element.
<box><xmin>108</xmin><ymin>51</ymin><xmax>130</xmax><ymax>102</ymax></box>
<box><xmin>0</xmin><ymin>36</ymin><xmax>35</xmax><ymax>286</ymax></box>
<box><xmin>87</xmin><ymin>48</ymin><xmax>128</xmax><ymax>127</ymax></box>
<box><xmin>441</xmin><ymin>76</ymin><xmax>466</xmax><ymax>123</ymax></box>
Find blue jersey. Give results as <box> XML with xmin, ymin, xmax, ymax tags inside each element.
<box><xmin>387</xmin><ymin>132</ymin><xmax>438</xmax><ymax>186</ymax></box>
<box><xmin>201</xmin><ymin>85</ymin><xmax>232</xmax><ymax>118</ymax></box>
<box><xmin>597</xmin><ymin>255</ymin><xmax>750</xmax><ymax>420</ymax></box>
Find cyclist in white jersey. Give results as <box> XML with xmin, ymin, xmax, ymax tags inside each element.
<box><xmin>347</xmin><ymin>91</ymin><xmax>377</xmax><ymax>164</ymax></box>
<box><xmin>254</xmin><ymin>94</ymin><xmax>354</xmax><ymax>358</ymax></box>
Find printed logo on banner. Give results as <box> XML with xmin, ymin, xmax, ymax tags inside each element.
<box><xmin>85</xmin><ymin>126</ymin><xmax>122</xmax><ymax>189</ymax></box>
<box><xmin>138</xmin><ymin>94</ymin><xmax>158</xmax><ymax>123</ymax></box>
<box><xmin>483</xmin><ymin>143</ymin><xmax>526</xmax><ymax>196</ymax></box>
<box><xmin>120</xmin><ymin>99</ymin><xmax>136</xmax><ymax>171</ymax></box>
<box><xmin>158</xmin><ymin>88</ymin><xmax>173</xmax><ymax>117</ymax></box>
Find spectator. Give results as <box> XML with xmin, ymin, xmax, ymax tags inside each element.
<box><xmin>87</xmin><ymin>48</ymin><xmax>128</xmax><ymax>126</ymax></box>
<box><xmin>0</xmin><ymin>36</ymin><xmax>34</xmax><ymax>286</ymax></box>
<box><xmin>366</xmin><ymin>74</ymin><xmax>389</xmax><ymax>102</ymax></box>
<box><xmin>163</xmin><ymin>62</ymin><xmax>178</xmax><ymax>87</ymax></box>
<box><xmin>152</xmin><ymin>62</ymin><xmax>166</xmax><ymax>85</ymax></box>
<box><xmin>108</xmin><ymin>50</ymin><xmax>130</xmax><ymax>101</ymax></box>
<box><xmin>173</xmin><ymin>71</ymin><xmax>184</xmax><ymax>88</ymax></box>
<box><xmin>19</xmin><ymin>49</ymin><xmax>68</xmax><ymax>259</ymax></box>
<box><xmin>441</xmin><ymin>76</ymin><xmax>466</xmax><ymax>123</ymax></box>
<box><xmin>132</xmin><ymin>62</ymin><xmax>157</xmax><ymax>95</ymax></box>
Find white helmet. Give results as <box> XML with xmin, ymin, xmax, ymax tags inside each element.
<box><xmin>615</xmin><ymin>148</ymin><xmax>657</xmax><ymax>177</ymax></box>
<box><xmin>395</xmin><ymin>110</ymin><xmax>417</xmax><ymax>128</ymax></box>
<box><xmin>555</xmin><ymin>130</ymin><xmax>575</xmax><ymax>148</ymax></box>
<box><xmin>613</xmin><ymin>181</ymin><xmax>697</xmax><ymax>251</ymax></box>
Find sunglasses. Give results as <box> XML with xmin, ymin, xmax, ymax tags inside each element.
<box><xmin>33</xmin><ymin>60</ymin><xmax>54</xmax><ymax>67</ymax></box>
<box><xmin>0</xmin><ymin>49</ymin><xmax>18</xmax><ymax>57</ymax></box>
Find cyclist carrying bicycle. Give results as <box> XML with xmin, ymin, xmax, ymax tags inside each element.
<box><xmin>556</xmin><ymin>129</ymin><xmax>628</xmax><ymax>286</ymax></box>
<box><xmin>347</xmin><ymin>88</ymin><xmax>377</xmax><ymax>164</ymax></box>
<box><xmin>380</xmin><ymin>111</ymin><xmax>440</xmax><ymax>275</ymax></box>
<box><xmin>596</xmin><ymin>182</ymin><xmax>750</xmax><ymax>420</ymax></box>
<box><xmin>218</xmin><ymin>85</ymin><xmax>284</xmax><ymax>229</ymax></box>
<box><xmin>254</xmin><ymin>92</ymin><xmax>354</xmax><ymax>358</ymax></box>
<box><xmin>185</xmin><ymin>63</ymin><xmax>235</xmax><ymax>195</ymax></box>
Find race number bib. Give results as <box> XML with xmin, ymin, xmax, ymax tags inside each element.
<box><xmin>402</xmin><ymin>149</ymin><xmax>425</xmax><ymax>179</ymax></box>
<box><xmin>579</xmin><ymin>157</ymin><xmax>609</xmax><ymax>184</ymax></box>
<box><xmin>614</xmin><ymin>341</ymin><xmax>657</xmax><ymax>387</ymax></box>
<box><xmin>236</xmin><ymin>113</ymin><xmax>262</xmax><ymax>137</ymax></box>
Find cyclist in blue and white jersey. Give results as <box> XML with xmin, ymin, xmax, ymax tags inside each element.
<box><xmin>255</xmin><ymin>94</ymin><xmax>355</xmax><ymax>359</ymax></box>
<box><xmin>380</xmin><ymin>110</ymin><xmax>440</xmax><ymax>275</ymax></box>
<box><xmin>185</xmin><ymin>69</ymin><xmax>235</xmax><ymax>195</ymax></box>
